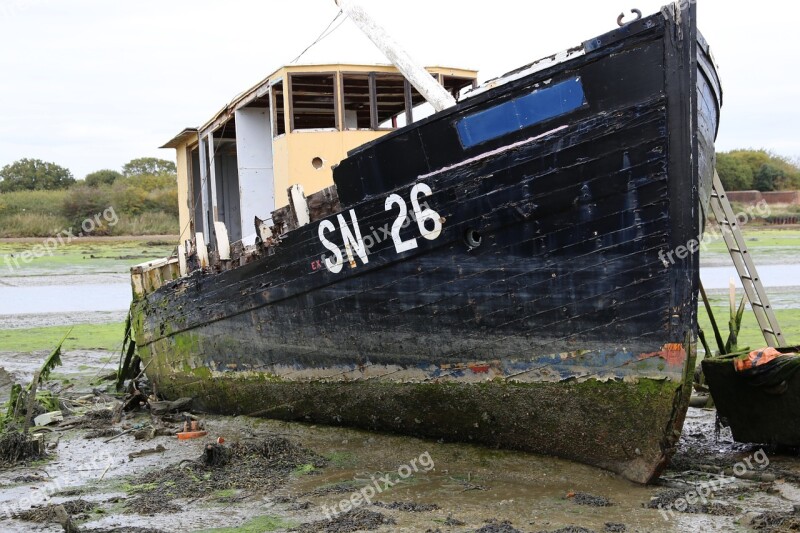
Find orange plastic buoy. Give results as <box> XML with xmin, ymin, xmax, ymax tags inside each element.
<box><xmin>177</xmin><ymin>430</ymin><xmax>208</xmax><ymax>440</ymax></box>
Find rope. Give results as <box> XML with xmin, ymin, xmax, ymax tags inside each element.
<box><xmin>290</xmin><ymin>10</ymin><xmax>346</xmax><ymax>64</ymax></box>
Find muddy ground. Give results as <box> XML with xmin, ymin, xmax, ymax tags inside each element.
<box><xmin>0</xmin><ymin>349</ymin><xmax>799</xmax><ymax>533</ymax></box>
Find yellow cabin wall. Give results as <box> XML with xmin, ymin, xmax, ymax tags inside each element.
<box><xmin>272</xmin><ymin>130</ymin><xmax>388</xmax><ymax>208</ymax></box>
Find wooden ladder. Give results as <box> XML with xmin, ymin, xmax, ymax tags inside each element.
<box><xmin>708</xmin><ymin>170</ymin><xmax>786</xmax><ymax>348</ymax></box>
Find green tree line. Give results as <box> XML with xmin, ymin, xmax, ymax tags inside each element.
<box><xmin>0</xmin><ymin>157</ymin><xmax>178</xmax><ymax>237</ymax></box>
<box><xmin>717</xmin><ymin>149</ymin><xmax>800</xmax><ymax>191</ymax></box>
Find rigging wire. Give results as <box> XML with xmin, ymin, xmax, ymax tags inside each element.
<box><xmin>290</xmin><ymin>9</ymin><xmax>346</xmax><ymax>64</ymax></box>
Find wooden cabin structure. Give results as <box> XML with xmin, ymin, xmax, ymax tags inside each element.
<box><xmin>162</xmin><ymin>63</ymin><xmax>477</xmax><ymax>248</ymax></box>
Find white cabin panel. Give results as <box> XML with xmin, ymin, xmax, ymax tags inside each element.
<box><xmin>235</xmin><ymin>107</ymin><xmax>275</xmax><ymax>245</ymax></box>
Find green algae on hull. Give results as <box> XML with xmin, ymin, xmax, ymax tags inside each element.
<box><xmin>128</xmin><ymin>291</ymin><xmax>698</xmax><ymax>484</ymax></box>
<box><xmin>142</xmin><ymin>361</ymin><xmax>692</xmax><ymax>484</ymax></box>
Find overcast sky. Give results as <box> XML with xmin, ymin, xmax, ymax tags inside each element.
<box><xmin>0</xmin><ymin>0</ymin><xmax>797</xmax><ymax>179</ymax></box>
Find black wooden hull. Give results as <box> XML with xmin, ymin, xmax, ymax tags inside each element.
<box><xmin>131</xmin><ymin>4</ymin><xmax>720</xmax><ymax>483</ymax></box>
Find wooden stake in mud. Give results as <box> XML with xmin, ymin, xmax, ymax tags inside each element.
<box><xmin>22</xmin><ymin>370</ymin><xmax>40</xmax><ymax>435</ymax></box>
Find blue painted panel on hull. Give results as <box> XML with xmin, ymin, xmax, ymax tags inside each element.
<box><xmin>456</xmin><ymin>77</ymin><xmax>586</xmax><ymax>148</ymax></box>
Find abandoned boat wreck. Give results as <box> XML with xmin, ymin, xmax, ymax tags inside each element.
<box><xmin>129</xmin><ymin>1</ymin><xmax>722</xmax><ymax>483</ymax></box>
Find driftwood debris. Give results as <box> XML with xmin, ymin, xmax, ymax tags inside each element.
<box><xmin>0</xmin><ymin>432</ymin><xmax>44</xmax><ymax>466</ymax></box>
<box><xmin>128</xmin><ymin>444</ymin><xmax>167</xmax><ymax>459</ymax></box>
<box><xmin>22</xmin><ymin>370</ymin><xmax>41</xmax><ymax>434</ymax></box>
<box><xmin>149</xmin><ymin>397</ymin><xmax>193</xmax><ymax>416</ymax></box>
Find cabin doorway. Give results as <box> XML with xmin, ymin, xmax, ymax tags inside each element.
<box><xmin>190</xmin><ymin>147</ymin><xmax>203</xmax><ymax>237</ymax></box>
<box><xmin>213</xmin><ymin>141</ymin><xmax>242</xmax><ymax>243</ymax></box>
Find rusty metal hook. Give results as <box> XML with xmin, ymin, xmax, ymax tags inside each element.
<box><xmin>617</xmin><ymin>8</ymin><xmax>643</xmax><ymax>26</ymax></box>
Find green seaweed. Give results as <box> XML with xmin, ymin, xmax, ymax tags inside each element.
<box><xmin>212</xmin><ymin>488</ymin><xmax>238</xmax><ymax>499</ymax></box>
<box><xmin>31</xmin><ymin>328</ymin><xmax>69</xmax><ymax>386</ymax></box>
<box><xmin>324</xmin><ymin>451</ymin><xmax>357</xmax><ymax>468</ymax></box>
<box><xmin>194</xmin><ymin>515</ymin><xmax>297</xmax><ymax>533</ymax></box>
<box><xmin>292</xmin><ymin>463</ymin><xmax>317</xmax><ymax>475</ymax></box>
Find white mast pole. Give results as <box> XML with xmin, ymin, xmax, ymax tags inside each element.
<box><xmin>334</xmin><ymin>0</ymin><xmax>457</xmax><ymax>112</ymax></box>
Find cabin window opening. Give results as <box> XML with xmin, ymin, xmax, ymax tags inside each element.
<box><xmin>443</xmin><ymin>75</ymin><xmax>477</xmax><ymax>102</ymax></box>
<box><xmin>375</xmin><ymin>74</ymin><xmax>406</xmax><ymax>129</ymax></box>
<box><xmin>456</xmin><ymin>76</ymin><xmax>586</xmax><ymax>149</ymax></box>
<box><xmin>342</xmin><ymin>74</ymin><xmax>371</xmax><ymax>130</ymax></box>
<box><xmin>407</xmin><ymin>81</ymin><xmax>432</xmax><ymax>123</ymax></box>
<box><xmin>272</xmin><ymin>81</ymin><xmax>286</xmax><ymax>137</ymax></box>
<box><xmin>290</xmin><ymin>73</ymin><xmax>337</xmax><ymax>131</ymax></box>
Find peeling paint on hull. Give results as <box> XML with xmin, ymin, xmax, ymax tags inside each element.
<box><xmin>131</xmin><ymin>4</ymin><xmax>719</xmax><ymax>483</ymax></box>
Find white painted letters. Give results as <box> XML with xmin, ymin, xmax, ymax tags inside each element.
<box><xmin>319</xmin><ymin>220</ymin><xmax>343</xmax><ymax>273</ymax></box>
<box><xmin>385</xmin><ymin>193</ymin><xmax>419</xmax><ymax>253</ymax></box>
<box><xmin>337</xmin><ymin>209</ymin><xmax>369</xmax><ymax>268</ymax></box>
<box><xmin>410</xmin><ymin>183</ymin><xmax>442</xmax><ymax>240</ymax></box>
<box><xmin>318</xmin><ymin>182</ymin><xmax>443</xmax><ymax>273</ymax></box>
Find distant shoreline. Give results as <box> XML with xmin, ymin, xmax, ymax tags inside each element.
<box><xmin>2</xmin><ymin>225</ymin><xmax>798</xmax><ymax>243</ymax></box>
<box><xmin>0</xmin><ymin>234</ymin><xmax>179</xmax><ymax>244</ymax></box>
